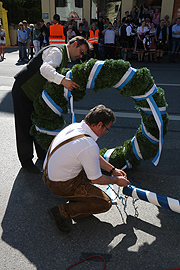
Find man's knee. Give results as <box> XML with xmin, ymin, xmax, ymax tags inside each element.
<box><xmin>103</xmin><ymin>197</ymin><xmax>112</xmax><ymax>212</ymax></box>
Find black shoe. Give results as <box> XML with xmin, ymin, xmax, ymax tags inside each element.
<box><xmin>22</xmin><ymin>161</ymin><xmax>41</xmax><ymax>174</ymax></box>
<box><xmin>49</xmin><ymin>206</ymin><xmax>70</xmax><ymax>233</ymax></box>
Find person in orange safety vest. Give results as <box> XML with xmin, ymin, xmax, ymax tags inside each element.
<box><xmin>88</xmin><ymin>22</ymin><xmax>99</xmax><ymax>58</ymax></box>
<box><xmin>49</xmin><ymin>14</ymin><xmax>66</xmax><ymax>45</ymax></box>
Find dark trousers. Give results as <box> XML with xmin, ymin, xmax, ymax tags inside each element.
<box><xmin>12</xmin><ymin>80</ymin><xmax>46</xmax><ymax>167</ymax></box>
<box><xmin>104</xmin><ymin>43</ymin><xmax>115</xmax><ymax>59</ymax></box>
<box><xmin>170</xmin><ymin>37</ymin><xmax>180</xmax><ymax>61</ymax></box>
<box><xmin>18</xmin><ymin>41</ymin><xmax>28</xmax><ymax>60</ymax></box>
<box><xmin>46</xmin><ymin>170</ymin><xmax>112</xmax><ymax>220</ymax></box>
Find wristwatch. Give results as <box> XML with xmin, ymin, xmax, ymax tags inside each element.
<box><xmin>110</xmin><ymin>167</ymin><xmax>115</xmax><ymax>175</ymax></box>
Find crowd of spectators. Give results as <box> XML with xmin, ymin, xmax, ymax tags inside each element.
<box><xmin>16</xmin><ymin>4</ymin><xmax>180</xmax><ymax>64</ymax></box>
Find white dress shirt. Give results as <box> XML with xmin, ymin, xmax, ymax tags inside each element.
<box><xmin>40</xmin><ymin>45</ymin><xmax>71</xmax><ymax>85</ymax></box>
<box><xmin>43</xmin><ymin>121</ymin><xmax>102</xmax><ymax>182</ymax></box>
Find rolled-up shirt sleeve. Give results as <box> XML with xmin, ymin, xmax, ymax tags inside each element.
<box><xmin>40</xmin><ymin>47</ymin><xmax>65</xmax><ymax>85</ymax></box>
<box><xmin>78</xmin><ymin>145</ymin><xmax>102</xmax><ymax>180</ymax></box>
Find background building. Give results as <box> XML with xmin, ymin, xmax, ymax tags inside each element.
<box><xmin>98</xmin><ymin>0</ymin><xmax>180</xmax><ymax>24</ymax></box>
<box><xmin>41</xmin><ymin>0</ymin><xmax>97</xmax><ymax>25</ymax></box>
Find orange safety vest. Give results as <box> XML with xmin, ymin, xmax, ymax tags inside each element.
<box><xmin>88</xmin><ymin>29</ymin><xmax>99</xmax><ymax>44</ymax></box>
<box><xmin>49</xmin><ymin>24</ymin><xmax>65</xmax><ymax>45</ymax></box>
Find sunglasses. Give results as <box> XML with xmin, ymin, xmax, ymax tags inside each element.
<box><xmin>103</xmin><ymin>123</ymin><xmax>110</xmax><ymax>133</ymax></box>
<box><xmin>78</xmin><ymin>45</ymin><xmax>85</xmax><ymax>56</ymax></box>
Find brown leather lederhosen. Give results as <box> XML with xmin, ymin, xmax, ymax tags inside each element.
<box><xmin>43</xmin><ymin>134</ymin><xmax>112</xmax><ymax>220</ymax></box>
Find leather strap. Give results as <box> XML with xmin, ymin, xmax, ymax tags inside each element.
<box><xmin>43</xmin><ymin>134</ymin><xmax>91</xmax><ymax>182</ymax></box>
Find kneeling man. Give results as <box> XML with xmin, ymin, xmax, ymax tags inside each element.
<box><xmin>43</xmin><ymin>105</ymin><xmax>129</xmax><ymax>232</ymax></box>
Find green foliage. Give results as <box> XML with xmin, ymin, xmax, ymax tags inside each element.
<box><xmin>30</xmin><ymin>58</ymin><xmax>169</xmax><ymax>169</ymax></box>
<box><xmin>3</xmin><ymin>0</ymin><xmax>42</xmax><ymax>25</ymax></box>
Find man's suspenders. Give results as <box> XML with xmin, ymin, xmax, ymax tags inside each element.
<box><xmin>43</xmin><ymin>134</ymin><xmax>90</xmax><ymax>183</ymax></box>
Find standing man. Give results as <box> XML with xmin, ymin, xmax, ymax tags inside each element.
<box><xmin>23</xmin><ymin>20</ymin><xmax>31</xmax><ymax>59</ymax></box>
<box><xmin>155</xmin><ymin>19</ymin><xmax>169</xmax><ymax>62</ymax></box>
<box><xmin>43</xmin><ymin>105</ymin><xmax>129</xmax><ymax>233</ymax></box>
<box><xmin>39</xmin><ymin>19</ymin><xmax>48</xmax><ymax>47</ymax></box>
<box><xmin>119</xmin><ymin>19</ymin><xmax>132</xmax><ymax>60</ymax></box>
<box><xmin>49</xmin><ymin>14</ymin><xmax>66</xmax><ymax>45</ymax></box>
<box><xmin>88</xmin><ymin>22</ymin><xmax>99</xmax><ymax>58</ymax></box>
<box><xmin>102</xmin><ymin>22</ymin><xmax>118</xmax><ymax>59</ymax></box>
<box><xmin>12</xmin><ymin>36</ymin><xmax>91</xmax><ymax>174</ymax></box>
<box><xmin>170</xmin><ymin>17</ymin><xmax>180</xmax><ymax>62</ymax></box>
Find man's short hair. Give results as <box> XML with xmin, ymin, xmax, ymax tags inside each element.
<box><xmin>53</xmin><ymin>14</ymin><xmax>60</xmax><ymax>21</ymax></box>
<box><xmin>68</xmin><ymin>36</ymin><xmax>93</xmax><ymax>51</ymax></box>
<box><xmin>84</xmin><ymin>105</ymin><xmax>116</xmax><ymax>126</ymax></box>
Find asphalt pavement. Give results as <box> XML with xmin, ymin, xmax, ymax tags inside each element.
<box><xmin>0</xmin><ymin>49</ymin><xmax>180</xmax><ymax>270</ymax></box>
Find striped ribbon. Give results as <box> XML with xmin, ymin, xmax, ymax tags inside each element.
<box><xmin>131</xmin><ymin>136</ymin><xmax>143</xmax><ymax>161</ymax></box>
<box><xmin>103</xmin><ymin>148</ymin><xmax>115</xmax><ymax>162</ymax></box>
<box><xmin>141</xmin><ymin>122</ymin><xmax>159</xmax><ymax>145</ymax></box>
<box><xmin>103</xmin><ymin>148</ymin><xmax>117</xmax><ymax>204</ymax></box>
<box><xmin>35</xmin><ymin>125</ymin><xmax>61</xmax><ymax>136</ymax></box>
<box><xmin>140</xmin><ymin>106</ymin><xmax>166</xmax><ymax>115</ymax></box>
<box><xmin>64</xmin><ymin>70</ymin><xmax>75</xmax><ymax>123</ymax></box>
<box><xmin>132</xmin><ymin>84</ymin><xmax>163</xmax><ymax>166</ymax></box>
<box><xmin>121</xmin><ymin>160</ymin><xmax>132</xmax><ymax>170</ymax></box>
<box><xmin>123</xmin><ymin>185</ymin><xmax>180</xmax><ymax>214</ymax></box>
<box><xmin>86</xmin><ymin>60</ymin><xmax>104</xmax><ymax>89</ymax></box>
<box><xmin>42</xmin><ymin>90</ymin><xmax>63</xmax><ymax>116</ymax></box>
<box><xmin>113</xmin><ymin>67</ymin><xmax>136</xmax><ymax>89</ymax></box>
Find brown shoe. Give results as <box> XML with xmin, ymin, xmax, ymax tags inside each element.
<box><xmin>49</xmin><ymin>206</ymin><xmax>70</xmax><ymax>233</ymax></box>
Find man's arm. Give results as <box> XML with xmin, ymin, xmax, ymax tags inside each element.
<box><xmin>172</xmin><ymin>25</ymin><xmax>180</xmax><ymax>35</ymax></box>
<box><xmin>91</xmin><ymin>173</ymin><xmax>129</xmax><ymax>187</ymax></box>
<box><xmin>102</xmin><ymin>28</ymin><xmax>108</xmax><ymax>35</ymax></box>
<box><xmin>40</xmin><ymin>47</ymin><xmax>79</xmax><ymax>90</ymax></box>
<box><xmin>99</xmin><ymin>155</ymin><xmax>127</xmax><ymax>178</ymax></box>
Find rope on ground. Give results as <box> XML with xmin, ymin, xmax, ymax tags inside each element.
<box><xmin>66</xmin><ymin>255</ymin><xmax>106</xmax><ymax>270</ymax></box>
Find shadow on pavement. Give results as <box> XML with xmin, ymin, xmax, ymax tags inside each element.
<box><xmin>1</xmin><ymin>166</ymin><xmax>180</xmax><ymax>270</ymax></box>
<box><xmin>0</xmin><ymin>92</ymin><xmax>14</xmax><ymax>114</ymax></box>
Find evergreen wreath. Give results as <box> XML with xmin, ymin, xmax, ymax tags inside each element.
<box><xmin>30</xmin><ymin>58</ymin><xmax>169</xmax><ymax>169</ymax></box>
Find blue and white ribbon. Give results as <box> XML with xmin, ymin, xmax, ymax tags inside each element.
<box><xmin>131</xmin><ymin>136</ymin><xmax>143</xmax><ymax>161</ymax></box>
<box><xmin>140</xmin><ymin>106</ymin><xmax>166</xmax><ymax>115</ymax></box>
<box><xmin>123</xmin><ymin>185</ymin><xmax>180</xmax><ymax>214</ymax></box>
<box><xmin>35</xmin><ymin>125</ymin><xmax>61</xmax><ymax>136</ymax></box>
<box><xmin>64</xmin><ymin>70</ymin><xmax>75</xmax><ymax>123</ymax></box>
<box><xmin>132</xmin><ymin>84</ymin><xmax>163</xmax><ymax>166</ymax></box>
<box><xmin>103</xmin><ymin>148</ymin><xmax>115</xmax><ymax>162</ymax></box>
<box><xmin>42</xmin><ymin>90</ymin><xmax>63</xmax><ymax>116</ymax></box>
<box><xmin>104</xmin><ymin>148</ymin><xmax>132</xmax><ymax>203</ymax></box>
<box><xmin>113</xmin><ymin>67</ymin><xmax>136</xmax><ymax>89</ymax></box>
<box><xmin>132</xmin><ymin>83</ymin><xmax>157</xmax><ymax>100</ymax></box>
<box><xmin>121</xmin><ymin>160</ymin><xmax>132</xmax><ymax>170</ymax></box>
<box><xmin>122</xmin><ymin>147</ymin><xmax>132</xmax><ymax>170</ymax></box>
<box><xmin>103</xmin><ymin>148</ymin><xmax>117</xmax><ymax>204</ymax></box>
<box><xmin>86</xmin><ymin>60</ymin><xmax>104</xmax><ymax>89</ymax></box>
<box><xmin>141</xmin><ymin>122</ymin><xmax>159</xmax><ymax>145</ymax></box>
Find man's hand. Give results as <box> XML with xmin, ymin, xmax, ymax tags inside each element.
<box><xmin>112</xmin><ymin>168</ymin><xmax>127</xmax><ymax>178</ymax></box>
<box><xmin>61</xmin><ymin>78</ymin><xmax>80</xmax><ymax>91</ymax></box>
<box><xmin>114</xmin><ymin>176</ymin><xmax>130</xmax><ymax>187</ymax></box>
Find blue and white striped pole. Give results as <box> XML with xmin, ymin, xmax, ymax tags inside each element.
<box><xmin>123</xmin><ymin>185</ymin><xmax>180</xmax><ymax>214</ymax></box>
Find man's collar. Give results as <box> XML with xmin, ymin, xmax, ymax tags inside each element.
<box><xmin>81</xmin><ymin>121</ymin><xmax>99</xmax><ymax>141</ymax></box>
<box><xmin>65</xmin><ymin>44</ymin><xmax>71</xmax><ymax>62</ymax></box>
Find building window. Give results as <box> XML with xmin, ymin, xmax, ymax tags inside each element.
<box><xmin>115</xmin><ymin>5</ymin><xmax>119</xmax><ymax>13</ymax></box>
<box><xmin>75</xmin><ymin>0</ymin><xmax>83</xmax><ymax>8</ymax></box>
<box><xmin>55</xmin><ymin>0</ymin><xmax>67</xmax><ymax>7</ymax></box>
